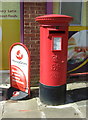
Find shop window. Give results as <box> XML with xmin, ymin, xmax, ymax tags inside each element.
<box><xmin>60</xmin><ymin>2</ymin><xmax>82</xmax><ymax>25</ymax></box>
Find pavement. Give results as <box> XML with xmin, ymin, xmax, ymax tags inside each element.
<box><xmin>0</xmin><ymin>72</ymin><xmax>88</xmax><ymax>119</ymax></box>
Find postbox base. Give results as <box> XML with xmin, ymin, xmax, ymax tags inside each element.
<box><xmin>40</xmin><ymin>83</ymin><xmax>66</xmax><ymax>105</ymax></box>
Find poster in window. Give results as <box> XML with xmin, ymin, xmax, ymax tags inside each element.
<box><xmin>67</xmin><ymin>30</ymin><xmax>88</xmax><ymax>74</ymax></box>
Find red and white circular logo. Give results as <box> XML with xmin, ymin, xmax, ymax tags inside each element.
<box><xmin>12</xmin><ymin>91</ymin><xmax>20</xmax><ymax>97</ymax></box>
<box><xmin>16</xmin><ymin>50</ymin><xmax>23</xmax><ymax>60</ymax></box>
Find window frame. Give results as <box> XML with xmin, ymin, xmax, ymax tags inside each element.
<box><xmin>59</xmin><ymin>1</ymin><xmax>83</xmax><ymax>26</ymax></box>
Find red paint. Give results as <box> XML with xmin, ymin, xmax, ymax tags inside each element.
<box><xmin>12</xmin><ymin>91</ymin><xmax>20</xmax><ymax>97</ymax></box>
<box><xmin>18</xmin><ymin>110</ymin><xmax>32</xmax><ymax>112</ymax></box>
<box><xmin>69</xmin><ymin>72</ymin><xmax>88</xmax><ymax>76</ymax></box>
<box><xmin>36</xmin><ymin>14</ymin><xmax>73</xmax><ymax>25</ymax></box>
<box><xmin>11</xmin><ymin>65</ymin><xmax>26</xmax><ymax>92</ymax></box>
<box><xmin>36</xmin><ymin>14</ymin><xmax>73</xmax><ymax>86</ymax></box>
<box><xmin>16</xmin><ymin>50</ymin><xmax>23</xmax><ymax>60</ymax></box>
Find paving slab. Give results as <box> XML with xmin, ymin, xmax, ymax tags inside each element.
<box><xmin>76</xmin><ymin>100</ymin><xmax>88</xmax><ymax>118</ymax></box>
<box><xmin>36</xmin><ymin>97</ymin><xmax>88</xmax><ymax>119</ymax></box>
<box><xmin>5</xmin><ymin>99</ymin><xmax>38</xmax><ymax>111</ymax></box>
<box><xmin>2</xmin><ymin>98</ymin><xmax>41</xmax><ymax>118</ymax></box>
<box><xmin>77</xmin><ymin>106</ymin><xmax>87</xmax><ymax>118</ymax></box>
<box><xmin>0</xmin><ymin>101</ymin><xmax>6</xmax><ymax>120</ymax></box>
<box><xmin>3</xmin><ymin>110</ymin><xmax>41</xmax><ymax>118</ymax></box>
<box><xmin>76</xmin><ymin>100</ymin><xmax>87</xmax><ymax>106</ymax></box>
<box><xmin>67</xmin><ymin>82</ymin><xmax>87</xmax><ymax>90</ymax></box>
<box><xmin>42</xmin><ymin>107</ymin><xmax>80</xmax><ymax>118</ymax></box>
<box><xmin>0</xmin><ymin>98</ymin><xmax>88</xmax><ymax>119</ymax></box>
<box><xmin>0</xmin><ymin>103</ymin><xmax>3</xmax><ymax>120</ymax></box>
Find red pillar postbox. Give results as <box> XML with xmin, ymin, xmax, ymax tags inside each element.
<box><xmin>36</xmin><ymin>14</ymin><xmax>73</xmax><ymax>105</ymax></box>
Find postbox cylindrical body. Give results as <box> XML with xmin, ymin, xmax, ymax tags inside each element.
<box><xmin>36</xmin><ymin>14</ymin><xmax>73</xmax><ymax>105</ymax></box>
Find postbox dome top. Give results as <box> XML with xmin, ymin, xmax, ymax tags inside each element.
<box><xmin>36</xmin><ymin>14</ymin><xmax>73</xmax><ymax>25</ymax></box>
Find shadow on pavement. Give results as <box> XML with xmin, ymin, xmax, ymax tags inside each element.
<box><xmin>31</xmin><ymin>88</ymin><xmax>39</xmax><ymax>98</ymax></box>
<box><xmin>31</xmin><ymin>87</ymin><xmax>88</xmax><ymax>104</ymax></box>
<box><xmin>0</xmin><ymin>86</ymin><xmax>88</xmax><ymax>104</ymax></box>
<box><xmin>66</xmin><ymin>87</ymin><xmax>88</xmax><ymax>104</ymax></box>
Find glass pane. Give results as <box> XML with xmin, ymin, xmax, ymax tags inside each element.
<box><xmin>53</xmin><ymin>37</ymin><xmax>62</xmax><ymax>50</ymax></box>
<box><xmin>61</xmin><ymin>2</ymin><xmax>82</xmax><ymax>25</ymax></box>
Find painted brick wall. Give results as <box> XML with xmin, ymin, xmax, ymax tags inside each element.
<box><xmin>24</xmin><ymin>2</ymin><xmax>46</xmax><ymax>86</ymax></box>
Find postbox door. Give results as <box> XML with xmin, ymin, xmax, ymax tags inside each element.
<box><xmin>40</xmin><ymin>27</ymin><xmax>68</xmax><ymax>86</ymax></box>
<box><xmin>49</xmin><ymin>33</ymin><xmax>68</xmax><ymax>86</ymax></box>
